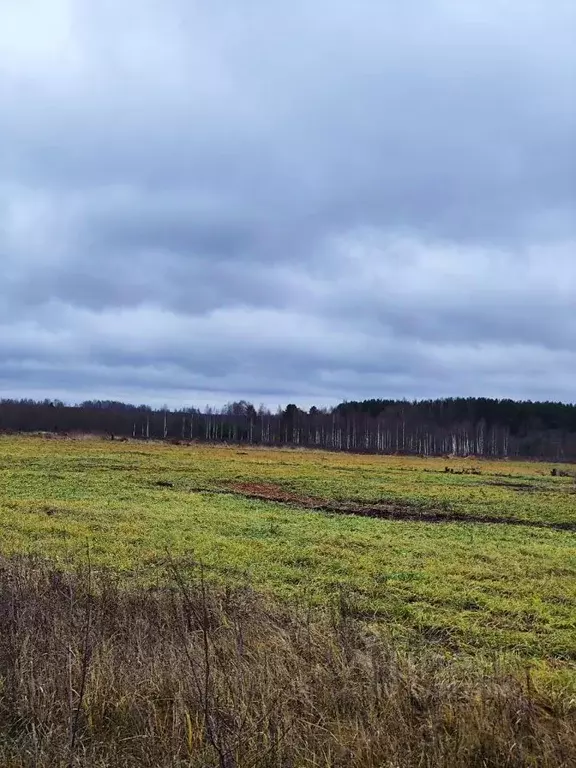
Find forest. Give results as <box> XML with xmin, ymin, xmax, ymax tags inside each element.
<box><xmin>2</xmin><ymin>395</ymin><xmax>576</xmax><ymax>459</ymax></box>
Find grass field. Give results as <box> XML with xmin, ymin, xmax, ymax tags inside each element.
<box><xmin>2</xmin><ymin>434</ymin><xmax>576</xmax><ymax>766</ymax></box>
<box><xmin>1</xmin><ymin>434</ymin><xmax>575</xmax><ymax>671</ymax></box>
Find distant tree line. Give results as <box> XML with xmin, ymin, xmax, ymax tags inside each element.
<box><xmin>2</xmin><ymin>396</ymin><xmax>576</xmax><ymax>459</ymax></box>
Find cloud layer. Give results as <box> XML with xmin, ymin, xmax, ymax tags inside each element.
<box><xmin>1</xmin><ymin>0</ymin><xmax>575</xmax><ymax>407</ymax></box>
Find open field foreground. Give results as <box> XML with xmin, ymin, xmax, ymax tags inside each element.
<box><xmin>1</xmin><ymin>434</ymin><xmax>576</xmax><ymax>766</ymax></box>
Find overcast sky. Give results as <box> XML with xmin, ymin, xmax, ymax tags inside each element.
<box><xmin>1</xmin><ymin>1</ymin><xmax>575</xmax><ymax>409</ymax></box>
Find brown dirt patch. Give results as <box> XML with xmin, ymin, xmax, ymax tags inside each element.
<box><xmin>228</xmin><ymin>482</ymin><xmax>321</xmax><ymax>507</ymax></box>
<box><xmin>227</xmin><ymin>481</ymin><xmax>421</xmax><ymax>520</ymax></box>
<box><xmin>222</xmin><ymin>482</ymin><xmax>576</xmax><ymax>531</ymax></box>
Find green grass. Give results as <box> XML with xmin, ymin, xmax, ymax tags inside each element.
<box><xmin>1</xmin><ymin>435</ymin><xmax>575</xmax><ymax>680</ymax></box>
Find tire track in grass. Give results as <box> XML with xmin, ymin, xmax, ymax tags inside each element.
<box><xmin>186</xmin><ymin>481</ymin><xmax>576</xmax><ymax>531</ymax></box>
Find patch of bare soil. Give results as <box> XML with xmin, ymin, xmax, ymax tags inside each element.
<box><xmin>229</xmin><ymin>482</ymin><xmax>323</xmax><ymax>508</ymax></box>
<box><xmin>223</xmin><ymin>482</ymin><xmax>576</xmax><ymax>531</ymax></box>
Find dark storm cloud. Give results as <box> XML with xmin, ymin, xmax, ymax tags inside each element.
<box><xmin>1</xmin><ymin>0</ymin><xmax>575</xmax><ymax>407</ymax></box>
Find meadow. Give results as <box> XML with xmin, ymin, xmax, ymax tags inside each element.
<box><xmin>1</xmin><ymin>434</ymin><xmax>575</xmax><ymax>766</ymax></box>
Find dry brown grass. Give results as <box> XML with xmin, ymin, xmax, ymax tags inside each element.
<box><xmin>0</xmin><ymin>555</ymin><xmax>574</xmax><ymax>768</ymax></box>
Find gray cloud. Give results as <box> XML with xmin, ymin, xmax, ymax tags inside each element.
<box><xmin>1</xmin><ymin>0</ymin><xmax>575</xmax><ymax>408</ymax></box>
